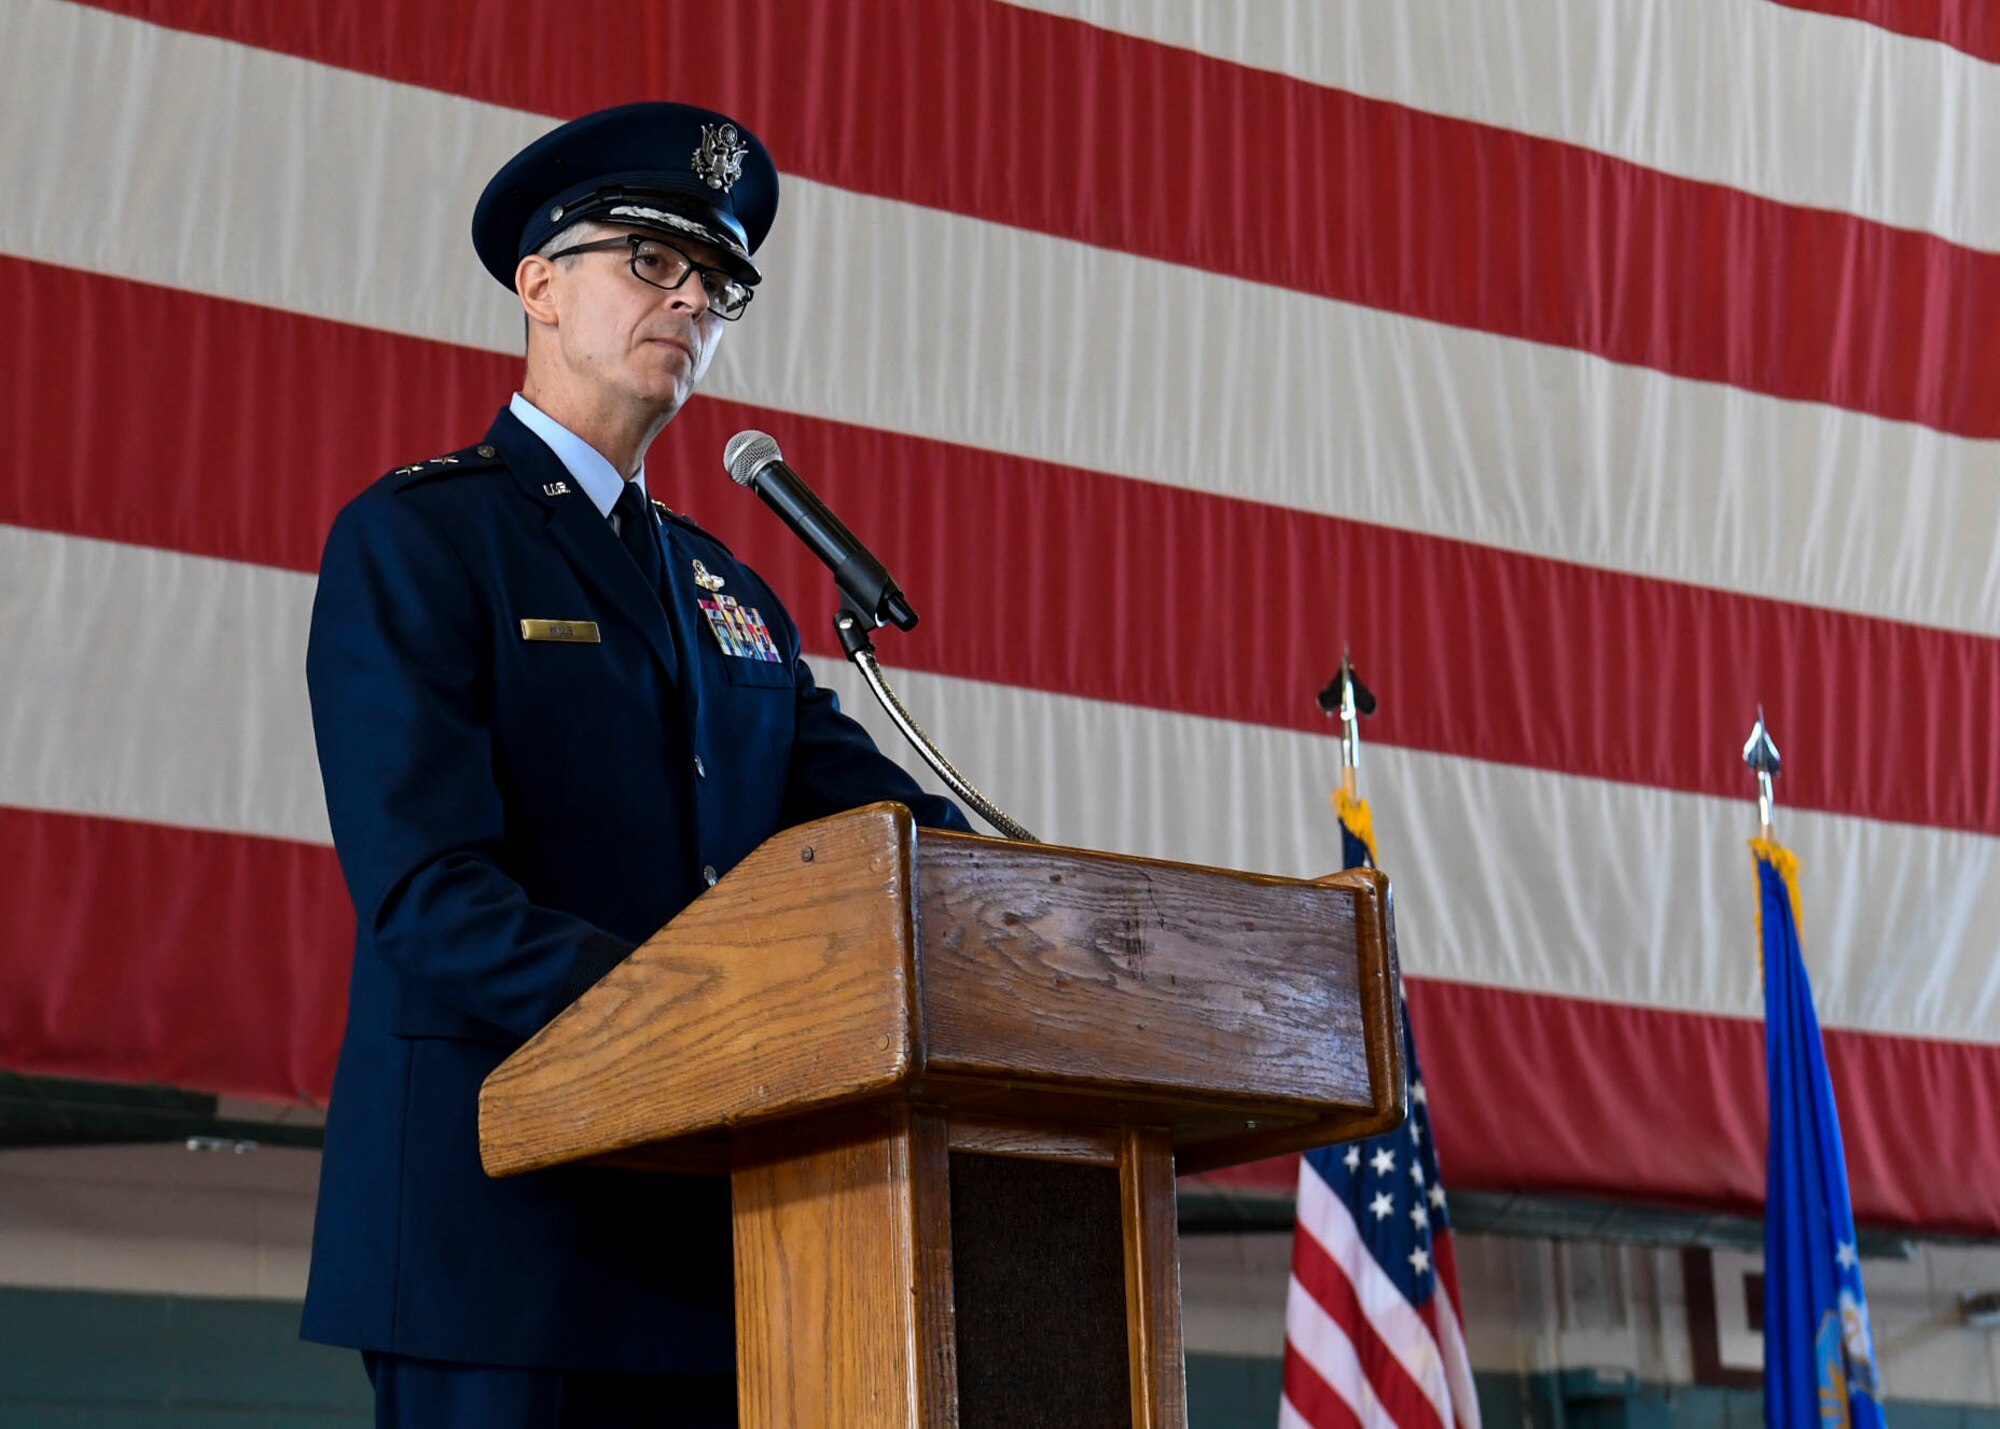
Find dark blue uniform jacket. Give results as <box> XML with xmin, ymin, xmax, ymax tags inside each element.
<box><xmin>300</xmin><ymin>406</ymin><xmax>966</xmax><ymax>1372</ymax></box>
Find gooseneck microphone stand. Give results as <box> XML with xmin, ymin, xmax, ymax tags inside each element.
<box><xmin>833</xmin><ymin>600</ymin><xmax>1038</xmax><ymax>843</ymax></box>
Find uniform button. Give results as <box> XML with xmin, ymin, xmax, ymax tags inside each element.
<box><xmin>694</xmin><ymin>754</ymin><xmax>707</xmax><ymax>779</ymax></box>
<box><xmin>702</xmin><ymin>865</ymin><xmax>718</xmax><ymax>887</ymax></box>
<box><xmin>477</xmin><ymin>444</ymin><xmax>496</xmax><ymax>458</ymax></box>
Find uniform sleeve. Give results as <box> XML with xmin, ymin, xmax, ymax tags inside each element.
<box><xmin>769</xmin><ymin>598</ymin><xmax>972</xmax><ymax>834</ymax></box>
<box><xmin>306</xmin><ymin>491</ymin><xmax>632</xmax><ymax>1042</ymax></box>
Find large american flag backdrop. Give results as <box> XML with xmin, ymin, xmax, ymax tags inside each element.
<box><xmin>2</xmin><ymin>0</ymin><xmax>1996</xmax><ymax>1234</ymax></box>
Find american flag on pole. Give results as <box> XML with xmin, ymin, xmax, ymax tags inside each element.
<box><xmin>1281</xmin><ymin>792</ymin><xmax>1479</xmax><ymax>1429</ymax></box>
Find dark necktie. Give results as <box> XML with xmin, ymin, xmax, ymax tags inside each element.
<box><xmin>612</xmin><ymin>481</ymin><xmax>667</xmax><ymax>604</ymax></box>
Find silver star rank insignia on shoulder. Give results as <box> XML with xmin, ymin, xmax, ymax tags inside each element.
<box><xmin>691</xmin><ymin>559</ymin><xmax>725</xmax><ymax>592</ymax></box>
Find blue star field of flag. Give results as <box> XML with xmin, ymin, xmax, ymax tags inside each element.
<box><xmin>1302</xmin><ymin>1010</ymin><xmax>1450</xmax><ymax>1306</ymax></box>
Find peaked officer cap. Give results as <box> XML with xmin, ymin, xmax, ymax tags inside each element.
<box><xmin>472</xmin><ymin>101</ymin><xmax>779</xmax><ymax>290</ymax></box>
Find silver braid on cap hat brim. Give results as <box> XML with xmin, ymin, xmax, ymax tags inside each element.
<box><xmin>607</xmin><ymin>206</ymin><xmax>752</xmax><ymax>264</ymax></box>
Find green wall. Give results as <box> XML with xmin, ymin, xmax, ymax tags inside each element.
<box><xmin>0</xmin><ymin>1289</ymin><xmax>1991</xmax><ymax>1427</ymax></box>
<box><xmin>0</xmin><ymin>1288</ymin><xmax>366</xmax><ymax>1426</ymax></box>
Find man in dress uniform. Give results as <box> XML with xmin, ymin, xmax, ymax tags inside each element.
<box><xmin>301</xmin><ymin>101</ymin><xmax>968</xmax><ymax>1426</ymax></box>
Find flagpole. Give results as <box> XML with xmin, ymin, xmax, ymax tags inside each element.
<box><xmin>1338</xmin><ymin>649</ymin><xmax>1361</xmax><ymax>800</ymax></box>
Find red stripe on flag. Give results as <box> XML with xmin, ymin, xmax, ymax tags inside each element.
<box><xmin>7</xmin><ymin>257</ymin><xmax>513</xmax><ymax>575</ymax></box>
<box><xmin>0</xmin><ymin>805</ymin><xmax>351</xmax><ymax>1101</ymax></box>
<box><xmin>1291</xmin><ymin>1216</ymin><xmax>1447</xmax><ymax>1429</ymax></box>
<box><xmin>5</xmin><ymin>257</ymin><xmax>1997</xmax><ymax>837</ymax></box>
<box><xmin>1201</xmin><ymin>978</ymin><xmax>2000</xmax><ymax>1234</ymax></box>
<box><xmin>1</xmin><ymin>804</ymin><xmax>1995</xmax><ymax>1230</ymax></box>
<box><xmin>1767</xmin><ymin>0</ymin><xmax>2000</xmax><ymax>64</ymax></box>
<box><xmin>1282</xmin><ymin>1346</ymin><xmax>1366</xmax><ymax>1429</ymax></box>
<box><xmin>72</xmin><ymin>0</ymin><xmax>2000</xmax><ymax>437</ymax></box>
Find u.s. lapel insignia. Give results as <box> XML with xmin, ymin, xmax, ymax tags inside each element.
<box><xmin>691</xmin><ymin>559</ymin><xmax>725</xmax><ymax>592</ymax></box>
<box><xmin>543</xmin><ymin>480</ymin><xmax>571</xmax><ymax>496</ymax></box>
<box><xmin>698</xmin><ymin>593</ymin><xmax>784</xmax><ymax>663</ymax></box>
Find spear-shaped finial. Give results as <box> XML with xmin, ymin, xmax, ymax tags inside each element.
<box><xmin>1317</xmin><ymin>647</ymin><xmax>1377</xmax><ymax>799</ymax></box>
<box><xmin>1743</xmin><ymin>705</ymin><xmax>1782</xmax><ymax>841</ymax></box>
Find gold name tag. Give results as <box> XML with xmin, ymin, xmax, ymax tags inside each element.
<box><xmin>519</xmin><ymin>619</ymin><xmax>601</xmax><ymax>644</ymax></box>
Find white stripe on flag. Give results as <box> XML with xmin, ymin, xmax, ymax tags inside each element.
<box><xmin>0</xmin><ymin>527</ymin><xmax>325</xmax><ymax>843</ymax></box>
<box><xmin>4</xmin><ymin>0</ymin><xmax>1997</xmax><ymax>637</ymax></box>
<box><xmin>4</xmin><ymin>523</ymin><xmax>1999</xmax><ymax>1042</ymax></box>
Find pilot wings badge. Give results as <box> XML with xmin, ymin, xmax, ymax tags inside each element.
<box><xmin>692</xmin><ymin>123</ymin><xmax>749</xmax><ymax>193</ymax></box>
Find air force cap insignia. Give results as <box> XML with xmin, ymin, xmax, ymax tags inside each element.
<box><xmin>692</xmin><ymin>123</ymin><xmax>750</xmax><ymax>193</ymax></box>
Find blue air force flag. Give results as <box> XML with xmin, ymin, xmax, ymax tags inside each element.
<box><xmin>1756</xmin><ymin>840</ymin><xmax>1886</xmax><ymax>1429</ymax></box>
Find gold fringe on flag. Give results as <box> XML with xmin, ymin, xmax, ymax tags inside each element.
<box><xmin>1333</xmin><ymin>786</ymin><xmax>1380</xmax><ymax>869</ymax></box>
<box><xmin>1749</xmin><ymin>837</ymin><xmax>1805</xmax><ymax>978</ymax></box>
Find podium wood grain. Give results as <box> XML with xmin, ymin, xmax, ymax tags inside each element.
<box><xmin>1120</xmin><ymin>1127</ymin><xmax>1187</xmax><ymax>1428</ymax></box>
<box><xmin>917</xmin><ymin>838</ymin><xmax>1370</xmax><ymax>1107</ymax></box>
<box><xmin>732</xmin><ymin>1106</ymin><xmax>957</xmax><ymax>1426</ymax></box>
<box><xmin>477</xmin><ymin>803</ymin><xmax>1409</xmax><ymax>1427</ymax></box>
<box><xmin>480</xmin><ymin>806</ymin><xmax>921</xmax><ymax>1176</ymax></box>
<box><xmin>481</xmin><ymin>805</ymin><xmax>1403</xmax><ymax>1177</ymax></box>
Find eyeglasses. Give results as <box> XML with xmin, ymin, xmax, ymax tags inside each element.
<box><xmin>545</xmin><ymin>234</ymin><xmax>755</xmax><ymax>320</ymax></box>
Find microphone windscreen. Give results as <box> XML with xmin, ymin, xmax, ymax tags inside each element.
<box><xmin>724</xmin><ymin>429</ymin><xmax>783</xmax><ymax>487</ymax></box>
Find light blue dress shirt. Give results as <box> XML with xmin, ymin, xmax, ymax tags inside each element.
<box><xmin>508</xmin><ymin>392</ymin><xmax>648</xmax><ymax>527</ymax></box>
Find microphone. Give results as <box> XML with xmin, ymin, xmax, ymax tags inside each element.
<box><xmin>723</xmin><ymin>430</ymin><xmax>918</xmax><ymax>631</ymax></box>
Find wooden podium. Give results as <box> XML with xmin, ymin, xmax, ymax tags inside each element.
<box><xmin>479</xmin><ymin>803</ymin><xmax>1404</xmax><ymax>1427</ymax></box>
